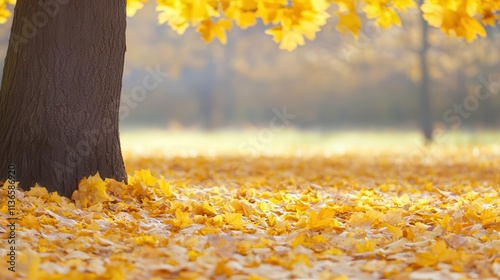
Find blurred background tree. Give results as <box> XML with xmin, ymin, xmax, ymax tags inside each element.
<box><xmin>0</xmin><ymin>0</ymin><xmax>498</xmax><ymax>137</ymax></box>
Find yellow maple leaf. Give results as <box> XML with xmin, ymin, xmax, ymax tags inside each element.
<box><xmin>355</xmin><ymin>239</ymin><xmax>377</xmax><ymax>253</ymax></box>
<box><xmin>212</xmin><ymin>214</ymin><xmax>224</xmax><ymax>226</ymax></box>
<box><xmin>133</xmin><ymin>235</ymin><xmax>157</xmax><ymax>246</ymax></box>
<box><xmin>421</xmin><ymin>1</ymin><xmax>444</xmax><ymax>27</ymax></box>
<box><xmin>225</xmin><ymin>1</ymin><xmax>258</xmax><ymax>29</ymax></box>
<box><xmin>422</xmin><ymin>0</ymin><xmax>487</xmax><ymax>42</ymax></box>
<box><xmin>197</xmin><ymin>19</ymin><xmax>233</xmax><ymax>44</ymax></box>
<box><xmin>132</xmin><ymin>169</ymin><xmax>157</xmax><ymax>187</ymax></box>
<box><xmin>127</xmin><ymin>0</ymin><xmax>148</xmax><ymax>17</ymax></box>
<box><xmin>311</xmin><ymin>234</ymin><xmax>327</xmax><ymax>244</ymax></box>
<box><xmin>201</xmin><ymin>200</ymin><xmax>216</xmax><ymax>216</ymax></box>
<box><xmin>73</xmin><ymin>172</ymin><xmax>113</xmax><ymax>208</ymax></box>
<box><xmin>48</xmin><ymin>191</ymin><xmax>62</xmax><ymax>203</ymax></box>
<box><xmin>364</xmin><ymin>3</ymin><xmax>401</xmax><ymax>28</ymax></box>
<box><xmin>295</xmin><ymin>16</ymin><xmax>324</xmax><ymax>40</ymax></box>
<box><xmin>107</xmin><ymin>179</ymin><xmax>127</xmax><ymax>197</ymax></box>
<box><xmin>393</xmin><ymin>193</ymin><xmax>411</xmax><ymax>207</ymax></box>
<box><xmin>461</xmin><ymin>16</ymin><xmax>486</xmax><ymax>42</ymax></box>
<box><xmin>224</xmin><ymin>212</ymin><xmax>244</xmax><ymax>229</ymax></box>
<box><xmin>258</xmin><ymin>201</ymin><xmax>273</xmax><ymax>213</ymax></box>
<box><xmin>386</xmin><ymin>225</ymin><xmax>403</xmax><ymax>239</ymax></box>
<box><xmin>415</xmin><ymin>240</ymin><xmax>454</xmax><ymax>266</ymax></box>
<box><xmin>0</xmin><ymin>0</ymin><xmax>13</xmax><ymax>24</ymax></box>
<box><xmin>267</xmin><ymin>213</ymin><xmax>277</xmax><ymax>227</ymax></box>
<box><xmin>25</xmin><ymin>185</ymin><xmax>50</xmax><ymax>199</ymax></box>
<box><xmin>292</xmin><ymin>234</ymin><xmax>306</xmax><ymax>248</ymax></box>
<box><xmin>481</xmin><ymin>209</ymin><xmax>499</xmax><ymax>226</ymax></box>
<box><xmin>336</xmin><ymin>11</ymin><xmax>362</xmax><ymax>37</ymax></box>
<box><xmin>265</xmin><ymin>26</ymin><xmax>306</xmax><ymax>51</ymax></box>
<box><xmin>21</xmin><ymin>214</ymin><xmax>40</xmax><ymax>230</ymax></box>
<box><xmin>157</xmin><ymin>4</ymin><xmax>190</xmax><ymax>34</ymax></box>
<box><xmin>158</xmin><ymin>177</ymin><xmax>174</xmax><ymax>198</ymax></box>
<box><xmin>296</xmin><ymin>215</ymin><xmax>307</xmax><ymax>228</ymax></box>
<box><xmin>307</xmin><ymin>207</ymin><xmax>339</xmax><ymax>229</ymax></box>
<box><xmin>172</xmin><ymin>208</ymin><xmax>193</xmax><ymax>229</ymax></box>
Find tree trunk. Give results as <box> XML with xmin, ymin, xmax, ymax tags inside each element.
<box><xmin>418</xmin><ymin>3</ymin><xmax>433</xmax><ymax>142</ymax></box>
<box><xmin>198</xmin><ymin>53</ymin><xmax>216</xmax><ymax>130</ymax></box>
<box><xmin>224</xmin><ymin>35</ymin><xmax>236</xmax><ymax>127</ymax></box>
<box><xmin>0</xmin><ymin>0</ymin><xmax>127</xmax><ymax>197</ymax></box>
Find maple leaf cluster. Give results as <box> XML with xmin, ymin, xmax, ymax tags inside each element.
<box><xmin>126</xmin><ymin>0</ymin><xmax>500</xmax><ymax>50</ymax></box>
<box><xmin>0</xmin><ymin>1</ymin><xmax>497</xmax><ymax>50</ymax></box>
<box><xmin>422</xmin><ymin>0</ymin><xmax>500</xmax><ymax>42</ymax></box>
<box><xmin>0</xmin><ymin>0</ymin><xmax>14</xmax><ymax>23</ymax></box>
<box><xmin>1</xmin><ymin>145</ymin><xmax>500</xmax><ymax>279</ymax></box>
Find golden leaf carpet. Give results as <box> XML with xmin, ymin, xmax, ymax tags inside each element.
<box><xmin>1</xmin><ymin>141</ymin><xmax>500</xmax><ymax>279</ymax></box>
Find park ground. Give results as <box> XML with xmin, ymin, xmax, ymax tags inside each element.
<box><xmin>1</xmin><ymin>130</ymin><xmax>500</xmax><ymax>279</ymax></box>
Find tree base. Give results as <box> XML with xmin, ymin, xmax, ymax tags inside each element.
<box><xmin>0</xmin><ymin>0</ymin><xmax>128</xmax><ymax>197</ymax></box>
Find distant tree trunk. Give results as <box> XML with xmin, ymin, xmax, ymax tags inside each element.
<box><xmin>197</xmin><ymin>53</ymin><xmax>216</xmax><ymax>130</ymax></box>
<box><xmin>456</xmin><ymin>69</ymin><xmax>468</xmax><ymax>102</ymax></box>
<box><xmin>224</xmin><ymin>35</ymin><xmax>236</xmax><ymax>127</ymax></box>
<box><xmin>477</xmin><ymin>72</ymin><xmax>498</xmax><ymax>126</ymax></box>
<box><xmin>418</xmin><ymin>3</ymin><xmax>433</xmax><ymax>142</ymax></box>
<box><xmin>0</xmin><ymin>0</ymin><xmax>127</xmax><ymax>197</ymax></box>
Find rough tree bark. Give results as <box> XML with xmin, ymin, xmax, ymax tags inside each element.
<box><xmin>0</xmin><ymin>0</ymin><xmax>127</xmax><ymax>197</ymax></box>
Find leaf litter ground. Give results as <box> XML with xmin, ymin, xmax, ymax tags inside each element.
<box><xmin>1</xmin><ymin>134</ymin><xmax>500</xmax><ymax>280</ymax></box>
